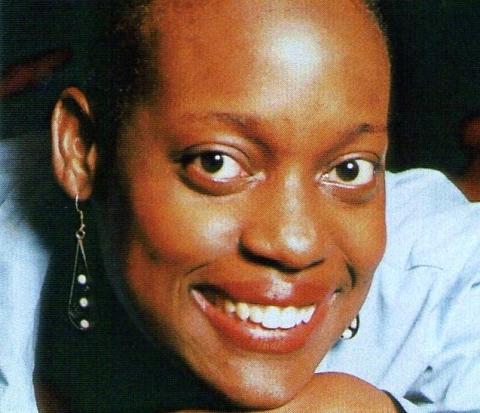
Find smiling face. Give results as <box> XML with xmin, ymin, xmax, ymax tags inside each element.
<box><xmin>114</xmin><ymin>0</ymin><xmax>390</xmax><ymax>408</ymax></box>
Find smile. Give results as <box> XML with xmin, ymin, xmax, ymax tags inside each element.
<box><xmin>223</xmin><ymin>299</ymin><xmax>316</xmax><ymax>330</ymax></box>
<box><xmin>190</xmin><ymin>283</ymin><xmax>332</xmax><ymax>354</ymax></box>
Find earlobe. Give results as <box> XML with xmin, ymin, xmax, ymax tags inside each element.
<box><xmin>51</xmin><ymin>87</ymin><xmax>98</xmax><ymax>201</ymax></box>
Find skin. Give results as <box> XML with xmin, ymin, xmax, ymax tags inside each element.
<box><xmin>51</xmin><ymin>0</ymin><xmax>395</xmax><ymax>410</ymax></box>
<box><xmin>0</xmin><ymin>49</ymin><xmax>70</xmax><ymax>99</ymax></box>
<box><xmin>461</xmin><ymin>116</ymin><xmax>480</xmax><ymax>149</ymax></box>
<box><xmin>453</xmin><ymin>116</ymin><xmax>480</xmax><ymax>201</ymax></box>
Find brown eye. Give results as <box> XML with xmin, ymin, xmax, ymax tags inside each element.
<box><xmin>325</xmin><ymin>159</ymin><xmax>376</xmax><ymax>186</ymax></box>
<box><xmin>200</xmin><ymin>153</ymin><xmax>225</xmax><ymax>174</ymax></box>
<box><xmin>188</xmin><ymin>151</ymin><xmax>246</xmax><ymax>181</ymax></box>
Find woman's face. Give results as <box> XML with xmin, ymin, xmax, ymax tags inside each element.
<box><xmin>116</xmin><ymin>0</ymin><xmax>390</xmax><ymax>408</ymax></box>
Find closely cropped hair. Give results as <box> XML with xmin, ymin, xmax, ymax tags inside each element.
<box><xmin>364</xmin><ymin>0</ymin><xmax>380</xmax><ymax>9</ymax></box>
<box><xmin>364</xmin><ymin>0</ymin><xmax>385</xmax><ymax>31</ymax></box>
<box><xmin>82</xmin><ymin>0</ymin><xmax>153</xmax><ymax>153</ymax></box>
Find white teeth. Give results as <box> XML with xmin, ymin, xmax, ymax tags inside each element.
<box><xmin>249</xmin><ymin>305</ymin><xmax>264</xmax><ymax>323</ymax></box>
<box><xmin>279</xmin><ymin>306</ymin><xmax>297</xmax><ymax>329</ymax></box>
<box><xmin>224</xmin><ymin>299</ymin><xmax>236</xmax><ymax>314</ymax></box>
<box><xmin>303</xmin><ymin>306</ymin><xmax>315</xmax><ymax>323</ymax></box>
<box><xmin>263</xmin><ymin>306</ymin><xmax>282</xmax><ymax>329</ymax></box>
<box><xmin>236</xmin><ymin>302</ymin><xmax>250</xmax><ymax>321</ymax></box>
<box><xmin>223</xmin><ymin>300</ymin><xmax>316</xmax><ymax>330</ymax></box>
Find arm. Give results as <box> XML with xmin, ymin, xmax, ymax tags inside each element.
<box><xmin>264</xmin><ymin>372</ymin><xmax>401</xmax><ymax>413</ymax></box>
<box><xmin>177</xmin><ymin>373</ymin><xmax>401</xmax><ymax>412</ymax></box>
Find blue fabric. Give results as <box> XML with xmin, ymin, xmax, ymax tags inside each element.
<box><xmin>317</xmin><ymin>169</ymin><xmax>480</xmax><ymax>412</ymax></box>
<box><xmin>1</xmin><ymin>135</ymin><xmax>480</xmax><ymax>411</ymax></box>
<box><xmin>0</xmin><ymin>137</ymin><xmax>51</xmax><ymax>413</ymax></box>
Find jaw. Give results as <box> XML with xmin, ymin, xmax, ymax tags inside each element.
<box><xmin>124</xmin><ymin>254</ymin><xmax>364</xmax><ymax>409</ymax></box>
<box><xmin>181</xmin><ymin>337</ymin><xmax>321</xmax><ymax>409</ymax></box>
<box><xmin>160</xmin><ymin>291</ymin><xmax>341</xmax><ymax>409</ymax></box>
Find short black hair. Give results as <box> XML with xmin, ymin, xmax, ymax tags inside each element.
<box><xmin>81</xmin><ymin>1</ymin><xmax>153</xmax><ymax>152</ymax></box>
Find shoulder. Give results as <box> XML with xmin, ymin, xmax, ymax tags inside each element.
<box><xmin>320</xmin><ymin>169</ymin><xmax>480</xmax><ymax>409</ymax></box>
<box><xmin>0</xmin><ymin>134</ymin><xmax>51</xmax><ymax>213</ymax></box>
<box><xmin>0</xmin><ymin>134</ymin><xmax>52</xmax><ymax>413</ymax></box>
<box><xmin>371</xmin><ymin>169</ymin><xmax>480</xmax><ymax>405</ymax></box>
<box><xmin>380</xmin><ymin>168</ymin><xmax>480</xmax><ymax>331</ymax></box>
<box><xmin>384</xmin><ymin>168</ymin><xmax>480</xmax><ymax>272</ymax></box>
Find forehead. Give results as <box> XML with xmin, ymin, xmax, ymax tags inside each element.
<box><xmin>140</xmin><ymin>0</ymin><xmax>390</xmax><ymax>129</ymax></box>
<box><xmin>143</xmin><ymin>0</ymin><xmax>388</xmax><ymax>66</ymax></box>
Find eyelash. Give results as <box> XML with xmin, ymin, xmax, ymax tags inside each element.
<box><xmin>181</xmin><ymin>152</ymin><xmax>247</xmax><ymax>181</ymax></box>
<box><xmin>320</xmin><ymin>158</ymin><xmax>380</xmax><ymax>187</ymax></box>
<box><xmin>178</xmin><ymin>150</ymin><xmax>252</xmax><ymax>195</ymax></box>
<box><xmin>179</xmin><ymin>150</ymin><xmax>381</xmax><ymax>197</ymax></box>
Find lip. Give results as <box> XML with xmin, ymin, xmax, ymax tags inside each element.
<box><xmin>190</xmin><ymin>279</ymin><xmax>335</xmax><ymax>354</ymax></box>
<box><xmin>202</xmin><ymin>279</ymin><xmax>334</xmax><ymax>306</ymax></box>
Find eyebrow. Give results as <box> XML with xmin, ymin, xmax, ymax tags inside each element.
<box><xmin>181</xmin><ymin>111</ymin><xmax>260</xmax><ymax>131</ymax></box>
<box><xmin>183</xmin><ymin>111</ymin><xmax>386</xmax><ymax>133</ymax></box>
<box><xmin>180</xmin><ymin>112</ymin><xmax>272</xmax><ymax>151</ymax></box>
<box><xmin>180</xmin><ymin>111</ymin><xmax>387</xmax><ymax>152</ymax></box>
<box><xmin>352</xmin><ymin>122</ymin><xmax>387</xmax><ymax>135</ymax></box>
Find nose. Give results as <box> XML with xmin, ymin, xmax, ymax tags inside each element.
<box><xmin>239</xmin><ymin>171</ymin><xmax>328</xmax><ymax>272</ymax></box>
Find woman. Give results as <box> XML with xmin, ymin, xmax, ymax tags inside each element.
<box><xmin>2</xmin><ymin>0</ymin><xmax>480</xmax><ymax>411</ymax></box>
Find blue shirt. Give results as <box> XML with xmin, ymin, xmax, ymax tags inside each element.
<box><xmin>317</xmin><ymin>168</ymin><xmax>480</xmax><ymax>412</ymax></box>
<box><xmin>0</xmin><ymin>137</ymin><xmax>51</xmax><ymax>412</ymax></box>
<box><xmin>1</xmin><ymin>137</ymin><xmax>480</xmax><ymax>412</ymax></box>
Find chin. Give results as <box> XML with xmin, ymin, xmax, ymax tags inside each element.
<box><xmin>218</xmin><ymin>373</ymin><xmax>305</xmax><ymax>410</ymax></box>
<box><xmin>186</xmin><ymin>350</ymin><xmax>316</xmax><ymax>410</ymax></box>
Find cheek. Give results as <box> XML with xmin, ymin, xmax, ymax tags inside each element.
<box><xmin>116</xmin><ymin>110</ymin><xmax>241</xmax><ymax>274</ymax></box>
<box><xmin>126</xmin><ymin>169</ymin><xmax>241</xmax><ymax>268</ymax></box>
<box><xmin>333</xmin><ymin>190</ymin><xmax>386</xmax><ymax>287</ymax></box>
<box><xmin>121</xmin><ymin>166</ymin><xmax>244</xmax><ymax>339</ymax></box>
<box><xmin>316</xmin><ymin>194</ymin><xmax>385</xmax><ymax>344</ymax></box>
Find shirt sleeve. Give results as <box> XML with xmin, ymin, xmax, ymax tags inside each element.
<box><xmin>388</xmin><ymin>205</ymin><xmax>480</xmax><ymax>412</ymax></box>
<box><xmin>317</xmin><ymin>170</ymin><xmax>480</xmax><ymax>413</ymax></box>
<box><xmin>362</xmin><ymin>275</ymin><xmax>480</xmax><ymax>413</ymax></box>
<box><xmin>396</xmin><ymin>266</ymin><xmax>480</xmax><ymax>412</ymax></box>
<box><xmin>0</xmin><ymin>137</ymin><xmax>51</xmax><ymax>413</ymax></box>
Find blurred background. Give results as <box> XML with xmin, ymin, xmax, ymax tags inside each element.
<box><xmin>1</xmin><ymin>0</ymin><xmax>480</xmax><ymax>175</ymax></box>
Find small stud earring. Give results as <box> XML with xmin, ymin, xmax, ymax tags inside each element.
<box><xmin>68</xmin><ymin>195</ymin><xmax>96</xmax><ymax>331</ymax></box>
<box><xmin>340</xmin><ymin>315</ymin><xmax>360</xmax><ymax>340</ymax></box>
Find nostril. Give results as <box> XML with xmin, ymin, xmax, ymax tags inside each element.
<box><xmin>239</xmin><ymin>244</ymin><xmax>322</xmax><ymax>273</ymax></box>
<box><xmin>238</xmin><ymin>211</ymin><xmax>324</xmax><ymax>271</ymax></box>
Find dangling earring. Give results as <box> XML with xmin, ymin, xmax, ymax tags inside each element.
<box><xmin>68</xmin><ymin>195</ymin><xmax>96</xmax><ymax>331</ymax></box>
<box><xmin>341</xmin><ymin>315</ymin><xmax>359</xmax><ymax>340</ymax></box>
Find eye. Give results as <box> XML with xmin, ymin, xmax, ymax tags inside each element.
<box><xmin>177</xmin><ymin>146</ymin><xmax>255</xmax><ymax>195</ymax></box>
<box><xmin>190</xmin><ymin>152</ymin><xmax>244</xmax><ymax>180</ymax></box>
<box><xmin>324</xmin><ymin>159</ymin><xmax>376</xmax><ymax>186</ymax></box>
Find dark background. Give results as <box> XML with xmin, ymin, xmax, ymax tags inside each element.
<box><xmin>1</xmin><ymin>0</ymin><xmax>480</xmax><ymax>175</ymax></box>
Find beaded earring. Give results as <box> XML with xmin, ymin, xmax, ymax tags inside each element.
<box><xmin>340</xmin><ymin>315</ymin><xmax>360</xmax><ymax>340</ymax></box>
<box><xmin>68</xmin><ymin>195</ymin><xmax>96</xmax><ymax>331</ymax></box>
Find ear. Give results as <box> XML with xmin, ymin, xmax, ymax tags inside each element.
<box><xmin>51</xmin><ymin>87</ymin><xmax>98</xmax><ymax>201</ymax></box>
